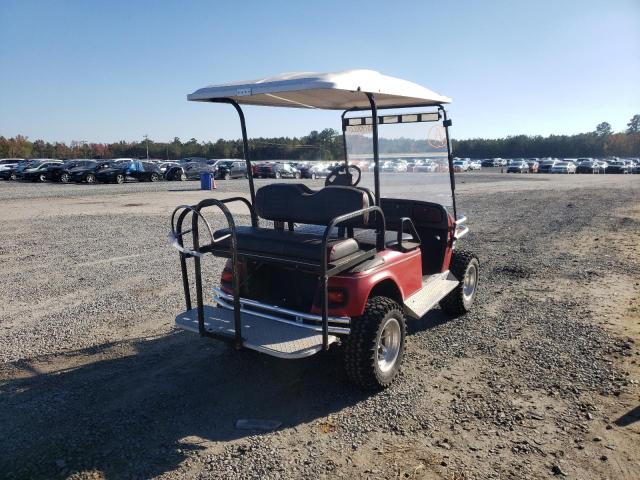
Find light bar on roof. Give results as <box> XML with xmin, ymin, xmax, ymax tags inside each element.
<box><xmin>343</xmin><ymin>111</ymin><xmax>441</xmax><ymax>130</ymax></box>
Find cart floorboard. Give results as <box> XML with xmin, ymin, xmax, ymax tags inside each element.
<box><xmin>175</xmin><ymin>305</ymin><xmax>338</xmax><ymax>359</ymax></box>
<box><xmin>404</xmin><ymin>271</ymin><xmax>459</xmax><ymax>319</ymax></box>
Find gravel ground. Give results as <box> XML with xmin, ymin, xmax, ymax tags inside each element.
<box><xmin>0</xmin><ymin>173</ymin><xmax>638</xmax><ymax>479</ymax></box>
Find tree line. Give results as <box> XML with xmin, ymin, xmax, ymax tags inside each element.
<box><xmin>1</xmin><ymin>116</ymin><xmax>638</xmax><ymax>161</ymax></box>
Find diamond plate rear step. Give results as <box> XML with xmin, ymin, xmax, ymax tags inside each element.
<box><xmin>175</xmin><ymin>305</ymin><xmax>337</xmax><ymax>359</ymax></box>
<box><xmin>403</xmin><ymin>271</ymin><xmax>460</xmax><ymax>319</ymax></box>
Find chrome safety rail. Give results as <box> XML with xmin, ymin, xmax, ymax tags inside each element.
<box><xmin>213</xmin><ymin>287</ymin><xmax>351</xmax><ymax>335</ymax></box>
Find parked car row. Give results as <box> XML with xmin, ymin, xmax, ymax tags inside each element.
<box><xmin>0</xmin><ymin>157</ymin><xmax>254</xmax><ymax>184</ymax></box>
<box><xmin>505</xmin><ymin>157</ymin><xmax>640</xmax><ymax>174</ymax></box>
<box><xmin>2</xmin><ymin>156</ymin><xmax>638</xmax><ymax>186</ymax></box>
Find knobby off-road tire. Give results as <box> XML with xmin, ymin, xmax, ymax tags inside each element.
<box><xmin>343</xmin><ymin>296</ymin><xmax>406</xmax><ymax>390</ymax></box>
<box><xmin>440</xmin><ymin>249</ymin><xmax>479</xmax><ymax>315</ymax></box>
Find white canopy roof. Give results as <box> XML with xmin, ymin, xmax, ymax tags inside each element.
<box><xmin>187</xmin><ymin>69</ymin><xmax>451</xmax><ymax>110</ymax></box>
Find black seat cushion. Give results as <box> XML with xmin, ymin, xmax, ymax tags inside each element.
<box><xmin>213</xmin><ymin>226</ymin><xmax>360</xmax><ymax>263</ymax></box>
<box><xmin>255</xmin><ymin>184</ymin><xmax>371</xmax><ymax>227</ymax></box>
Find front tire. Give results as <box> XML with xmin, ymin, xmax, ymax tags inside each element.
<box><xmin>274</xmin><ymin>172</ymin><xmax>281</xmax><ymax>179</ymax></box>
<box><xmin>60</xmin><ymin>173</ymin><xmax>70</xmax><ymax>183</ymax></box>
<box><xmin>38</xmin><ymin>174</ymin><xmax>47</xmax><ymax>183</ymax></box>
<box><xmin>115</xmin><ymin>174</ymin><xmax>125</xmax><ymax>184</ymax></box>
<box><xmin>85</xmin><ymin>173</ymin><xmax>96</xmax><ymax>184</ymax></box>
<box><xmin>150</xmin><ymin>173</ymin><xmax>159</xmax><ymax>182</ymax></box>
<box><xmin>343</xmin><ymin>296</ymin><xmax>406</xmax><ymax>390</ymax></box>
<box><xmin>440</xmin><ymin>250</ymin><xmax>479</xmax><ymax>315</ymax></box>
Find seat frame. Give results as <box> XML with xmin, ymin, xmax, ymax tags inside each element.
<box><xmin>170</xmin><ymin>194</ymin><xmax>386</xmax><ymax>350</ymax></box>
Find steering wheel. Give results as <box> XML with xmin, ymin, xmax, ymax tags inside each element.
<box><xmin>325</xmin><ymin>164</ymin><xmax>361</xmax><ymax>187</ymax></box>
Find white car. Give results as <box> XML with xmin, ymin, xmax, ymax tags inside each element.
<box><xmin>159</xmin><ymin>162</ymin><xmax>180</xmax><ymax>174</ymax></box>
<box><xmin>469</xmin><ymin>160</ymin><xmax>482</xmax><ymax>170</ymax></box>
<box><xmin>414</xmin><ymin>162</ymin><xmax>437</xmax><ymax>172</ymax></box>
<box><xmin>381</xmin><ymin>161</ymin><xmax>407</xmax><ymax>173</ymax></box>
<box><xmin>453</xmin><ymin>160</ymin><xmax>470</xmax><ymax>172</ymax></box>
<box><xmin>551</xmin><ymin>161</ymin><xmax>577</xmax><ymax>174</ymax></box>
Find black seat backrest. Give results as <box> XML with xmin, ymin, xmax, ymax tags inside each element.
<box><xmin>379</xmin><ymin>198</ymin><xmax>449</xmax><ymax>230</ymax></box>
<box><xmin>380</xmin><ymin>198</ymin><xmax>451</xmax><ymax>274</ymax></box>
<box><xmin>256</xmin><ymin>184</ymin><xmax>371</xmax><ymax>227</ymax></box>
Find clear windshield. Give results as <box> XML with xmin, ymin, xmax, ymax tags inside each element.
<box><xmin>345</xmin><ymin>116</ymin><xmax>453</xmax><ymax>207</ymax></box>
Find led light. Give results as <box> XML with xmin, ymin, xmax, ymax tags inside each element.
<box><xmin>328</xmin><ymin>288</ymin><xmax>347</xmax><ymax>305</ymax></box>
<box><xmin>420</xmin><ymin>112</ymin><xmax>440</xmax><ymax>122</ymax></box>
<box><xmin>221</xmin><ymin>269</ymin><xmax>233</xmax><ymax>283</ymax></box>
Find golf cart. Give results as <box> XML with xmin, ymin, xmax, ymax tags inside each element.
<box><xmin>171</xmin><ymin>70</ymin><xmax>478</xmax><ymax>390</ymax></box>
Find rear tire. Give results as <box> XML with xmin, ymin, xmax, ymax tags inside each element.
<box><xmin>38</xmin><ymin>174</ymin><xmax>47</xmax><ymax>182</ymax></box>
<box><xmin>275</xmin><ymin>172</ymin><xmax>281</xmax><ymax>179</ymax></box>
<box><xmin>115</xmin><ymin>174</ymin><xmax>125</xmax><ymax>184</ymax></box>
<box><xmin>60</xmin><ymin>173</ymin><xmax>70</xmax><ymax>183</ymax></box>
<box><xmin>440</xmin><ymin>250</ymin><xmax>479</xmax><ymax>315</ymax></box>
<box><xmin>343</xmin><ymin>296</ymin><xmax>406</xmax><ymax>390</ymax></box>
<box><xmin>150</xmin><ymin>173</ymin><xmax>159</xmax><ymax>182</ymax></box>
<box><xmin>86</xmin><ymin>173</ymin><xmax>96</xmax><ymax>184</ymax></box>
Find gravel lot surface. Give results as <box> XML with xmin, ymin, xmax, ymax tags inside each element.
<box><xmin>0</xmin><ymin>172</ymin><xmax>638</xmax><ymax>479</ymax></box>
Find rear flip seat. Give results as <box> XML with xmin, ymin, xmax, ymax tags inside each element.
<box><xmin>214</xmin><ymin>226</ymin><xmax>360</xmax><ymax>263</ymax></box>
<box><xmin>212</xmin><ymin>184</ymin><xmax>373</xmax><ymax>264</ymax></box>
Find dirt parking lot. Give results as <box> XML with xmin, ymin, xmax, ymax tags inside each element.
<box><xmin>0</xmin><ymin>172</ymin><xmax>638</xmax><ymax>479</ymax></box>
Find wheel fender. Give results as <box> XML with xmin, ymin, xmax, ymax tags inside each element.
<box><xmin>321</xmin><ymin>250</ymin><xmax>423</xmax><ymax>317</ymax></box>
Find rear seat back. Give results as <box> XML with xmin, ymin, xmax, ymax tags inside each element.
<box><xmin>255</xmin><ymin>184</ymin><xmax>371</xmax><ymax>227</ymax></box>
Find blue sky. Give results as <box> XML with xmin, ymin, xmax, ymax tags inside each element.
<box><xmin>0</xmin><ymin>0</ymin><xmax>638</xmax><ymax>143</ymax></box>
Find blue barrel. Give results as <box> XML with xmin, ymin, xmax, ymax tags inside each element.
<box><xmin>200</xmin><ymin>172</ymin><xmax>213</xmax><ymax>190</ymax></box>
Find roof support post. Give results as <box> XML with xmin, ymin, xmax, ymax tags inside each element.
<box><xmin>340</xmin><ymin>108</ymin><xmax>354</xmax><ymax>169</ymax></box>
<box><xmin>211</xmin><ymin>98</ymin><xmax>256</xmax><ymax>206</ymax></box>
<box><xmin>365</xmin><ymin>93</ymin><xmax>381</xmax><ymax>206</ymax></box>
<box><xmin>438</xmin><ymin>106</ymin><xmax>458</xmax><ymax>225</ymax></box>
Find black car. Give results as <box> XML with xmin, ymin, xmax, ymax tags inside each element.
<box><xmin>605</xmin><ymin>161</ymin><xmax>630</xmax><ymax>174</ymax></box>
<box><xmin>165</xmin><ymin>161</ymin><xmax>215</xmax><ymax>181</ymax></box>
<box><xmin>213</xmin><ymin>160</ymin><xmax>247</xmax><ymax>180</ymax></box>
<box><xmin>20</xmin><ymin>161</ymin><xmax>63</xmax><ymax>182</ymax></box>
<box><xmin>0</xmin><ymin>159</ymin><xmax>24</xmax><ymax>180</ymax></box>
<box><xmin>46</xmin><ymin>159</ymin><xmax>96</xmax><ymax>183</ymax></box>
<box><xmin>1</xmin><ymin>160</ymin><xmax>41</xmax><ymax>180</ymax></box>
<box><xmin>297</xmin><ymin>163</ymin><xmax>331</xmax><ymax>179</ymax></box>
<box><xmin>95</xmin><ymin>160</ymin><xmax>162</xmax><ymax>184</ymax></box>
<box><xmin>254</xmin><ymin>162</ymin><xmax>301</xmax><ymax>179</ymax></box>
<box><xmin>68</xmin><ymin>161</ymin><xmax>113</xmax><ymax>183</ymax></box>
<box><xmin>480</xmin><ymin>159</ymin><xmax>495</xmax><ymax>167</ymax></box>
<box><xmin>575</xmin><ymin>159</ymin><xmax>602</xmax><ymax>174</ymax></box>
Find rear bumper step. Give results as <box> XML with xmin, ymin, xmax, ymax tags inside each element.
<box><xmin>175</xmin><ymin>305</ymin><xmax>338</xmax><ymax>359</ymax></box>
